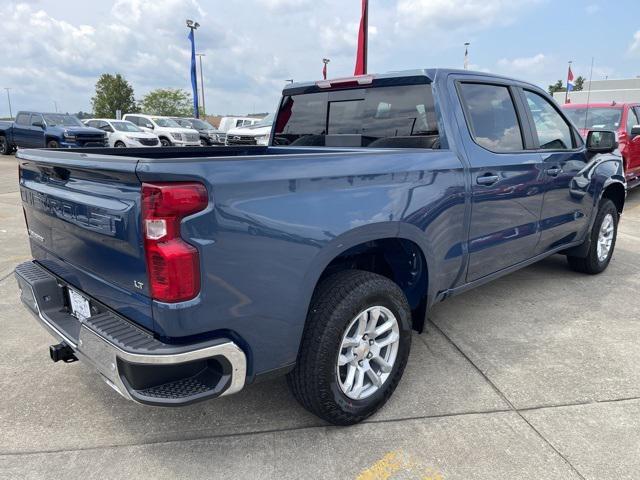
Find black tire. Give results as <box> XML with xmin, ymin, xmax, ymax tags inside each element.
<box><xmin>114</xmin><ymin>141</ymin><xmax>126</xmax><ymax>148</ymax></box>
<box><xmin>0</xmin><ymin>136</ymin><xmax>11</xmax><ymax>155</ymax></box>
<box><xmin>567</xmin><ymin>199</ymin><xmax>618</xmax><ymax>274</ymax></box>
<box><xmin>287</xmin><ymin>270</ymin><xmax>412</xmax><ymax>425</ymax></box>
<box><xmin>46</xmin><ymin>139</ymin><xmax>60</xmax><ymax>148</ymax></box>
<box><xmin>200</xmin><ymin>138</ymin><xmax>208</xmax><ymax>147</ymax></box>
<box><xmin>159</xmin><ymin>137</ymin><xmax>172</xmax><ymax>147</ymax></box>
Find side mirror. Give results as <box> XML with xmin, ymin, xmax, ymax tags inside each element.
<box><xmin>586</xmin><ymin>130</ymin><xmax>618</xmax><ymax>154</ymax></box>
<box><xmin>631</xmin><ymin>125</ymin><xmax>640</xmax><ymax>139</ymax></box>
<box><xmin>145</xmin><ymin>123</ymin><xmax>154</xmax><ymax>129</ymax></box>
<box><xmin>33</xmin><ymin>122</ymin><xmax>45</xmax><ymax>129</ymax></box>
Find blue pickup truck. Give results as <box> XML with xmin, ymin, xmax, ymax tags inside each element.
<box><xmin>14</xmin><ymin>69</ymin><xmax>625</xmax><ymax>425</ymax></box>
<box><xmin>0</xmin><ymin>111</ymin><xmax>107</xmax><ymax>154</ymax></box>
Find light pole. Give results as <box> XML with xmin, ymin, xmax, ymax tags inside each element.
<box><xmin>464</xmin><ymin>42</ymin><xmax>470</xmax><ymax>70</ymax></box>
<box><xmin>4</xmin><ymin>88</ymin><xmax>12</xmax><ymax>120</ymax></box>
<box><xmin>196</xmin><ymin>53</ymin><xmax>206</xmax><ymax>116</ymax></box>
<box><xmin>186</xmin><ymin>19</ymin><xmax>200</xmax><ymax>118</ymax></box>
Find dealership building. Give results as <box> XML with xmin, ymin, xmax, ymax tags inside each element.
<box><xmin>553</xmin><ymin>77</ymin><xmax>640</xmax><ymax>104</ymax></box>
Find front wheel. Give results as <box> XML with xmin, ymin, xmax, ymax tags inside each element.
<box><xmin>46</xmin><ymin>139</ymin><xmax>59</xmax><ymax>148</ymax></box>
<box><xmin>159</xmin><ymin>137</ymin><xmax>172</xmax><ymax>147</ymax></box>
<box><xmin>114</xmin><ymin>141</ymin><xmax>126</xmax><ymax>148</ymax></box>
<box><xmin>567</xmin><ymin>199</ymin><xmax>618</xmax><ymax>274</ymax></box>
<box><xmin>287</xmin><ymin>270</ymin><xmax>412</xmax><ymax>425</ymax></box>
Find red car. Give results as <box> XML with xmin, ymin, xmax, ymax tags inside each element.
<box><xmin>562</xmin><ymin>102</ymin><xmax>640</xmax><ymax>188</ymax></box>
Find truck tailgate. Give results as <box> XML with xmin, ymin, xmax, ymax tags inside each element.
<box><xmin>18</xmin><ymin>151</ymin><xmax>153</xmax><ymax>330</ymax></box>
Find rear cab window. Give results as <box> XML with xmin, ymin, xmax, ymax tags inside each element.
<box><xmin>274</xmin><ymin>84</ymin><xmax>440</xmax><ymax>149</ymax></box>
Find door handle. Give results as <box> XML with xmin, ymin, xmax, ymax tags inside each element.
<box><xmin>476</xmin><ymin>173</ymin><xmax>499</xmax><ymax>186</ymax></box>
<box><xmin>545</xmin><ymin>166</ymin><xmax>563</xmax><ymax>177</ymax></box>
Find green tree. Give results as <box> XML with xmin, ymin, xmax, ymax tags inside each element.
<box><xmin>91</xmin><ymin>73</ymin><xmax>137</xmax><ymax>118</ymax></box>
<box><xmin>574</xmin><ymin>76</ymin><xmax>585</xmax><ymax>91</ymax></box>
<box><xmin>548</xmin><ymin>80</ymin><xmax>566</xmax><ymax>95</ymax></box>
<box><xmin>139</xmin><ymin>88</ymin><xmax>193</xmax><ymax>116</ymax></box>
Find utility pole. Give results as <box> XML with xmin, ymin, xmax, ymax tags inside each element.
<box><xmin>4</xmin><ymin>88</ymin><xmax>12</xmax><ymax>120</ymax></box>
<box><xmin>196</xmin><ymin>53</ymin><xmax>206</xmax><ymax>116</ymax></box>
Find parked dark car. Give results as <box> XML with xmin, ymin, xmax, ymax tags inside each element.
<box><xmin>0</xmin><ymin>112</ymin><xmax>107</xmax><ymax>153</ymax></box>
<box><xmin>14</xmin><ymin>69</ymin><xmax>625</xmax><ymax>426</ymax></box>
<box><xmin>171</xmin><ymin>117</ymin><xmax>226</xmax><ymax>146</ymax></box>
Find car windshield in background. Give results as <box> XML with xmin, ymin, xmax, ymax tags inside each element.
<box><xmin>43</xmin><ymin>114</ymin><xmax>83</xmax><ymax>127</ymax></box>
<box><xmin>112</xmin><ymin>121</ymin><xmax>142</xmax><ymax>132</ymax></box>
<box><xmin>250</xmin><ymin>113</ymin><xmax>274</xmax><ymax>128</ymax></box>
<box><xmin>563</xmin><ymin>107</ymin><xmax>622</xmax><ymax>130</ymax></box>
<box><xmin>273</xmin><ymin>84</ymin><xmax>439</xmax><ymax>148</ymax></box>
<box><xmin>152</xmin><ymin>117</ymin><xmax>181</xmax><ymax>128</ymax></box>
<box><xmin>185</xmin><ymin>118</ymin><xmax>214</xmax><ymax>129</ymax></box>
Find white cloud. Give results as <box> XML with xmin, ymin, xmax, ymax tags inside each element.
<box><xmin>497</xmin><ymin>53</ymin><xmax>547</xmax><ymax>72</ymax></box>
<box><xmin>395</xmin><ymin>0</ymin><xmax>539</xmax><ymax>32</ymax></box>
<box><xmin>629</xmin><ymin>30</ymin><xmax>640</xmax><ymax>55</ymax></box>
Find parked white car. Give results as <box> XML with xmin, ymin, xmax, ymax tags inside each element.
<box><xmin>225</xmin><ymin>113</ymin><xmax>274</xmax><ymax>146</ymax></box>
<box><xmin>83</xmin><ymin>119</ymin><xmax>160</xmax><ymax>148</ymax></box>
<box><xmin>218</xmin><ymin>116</ymin><xmax>263</xmax><ymax>133</ymax></box>
<box><xmin>122</xmin><ymin>114</ymin><xmax>200</xmax><ymax>147</ymax></box>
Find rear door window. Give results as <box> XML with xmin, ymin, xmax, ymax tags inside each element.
<box><xmin>459</xmin><ymin>83</ymin><xmax>524</xmax><ymax>152</ymax></box>
<box><xmin>16</xmin><ymin>113</ymin><xmax>29</xmax><ymax>125</ymax></box>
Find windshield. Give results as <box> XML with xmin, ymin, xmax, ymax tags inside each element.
<box><xmin>252</xmin><ymin>113</ymin><xmax>274</xmax><ymax>127</ymax></box>
<box><xmin>563</xmin><ymin>107</ymin><xmax>622</xmax><ymax>130</ymax></box>
<box><xmin>43</xmin><ymin>114</ymin><xmax>84</xmax><ymax>127</ymax></box>
<box><xmin>273</xmin><ymin>84</ymin><xmax>440</xmax><ymax>148</ymax></box>
<box><xmin>152</xmin><ymin>117</ymin><xmax>181</xmax><ymax>128</ymax></box>
<box><xmin>112</xmin><ymin>121</ymin><xmax>142</xmax><ymax>132</ymax></box>
<box><xmin>176</xmin><ymin>118</ymin><xmax>213</xmax><ymax>129</ymax></box>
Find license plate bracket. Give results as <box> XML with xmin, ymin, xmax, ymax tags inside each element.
<box><xmin>68</xmin><ymin>288</ymin><xmax>91</xmax><ymax>321</ymax></box>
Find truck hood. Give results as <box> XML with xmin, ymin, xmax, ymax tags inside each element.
<box><xmin>51</xmin><ymin>125</ymin><xmax>105</xmax><ymax>136</ymax></box>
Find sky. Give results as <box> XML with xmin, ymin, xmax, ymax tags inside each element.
<box><xmin>1</xmin><ymin>0</ymin><xmax>639</xmax><ymax>117</ymax></box>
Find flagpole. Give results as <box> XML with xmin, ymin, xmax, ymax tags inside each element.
<box><xmin>565</xmin><ymin>60</ymin><xmax>572</xmax><ymax>104</ymax></box>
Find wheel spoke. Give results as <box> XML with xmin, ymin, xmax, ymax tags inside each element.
<box><xmin>351</xmin><ymin>367</ymin><xmax>365</xmax><ymax>398</ymax></box>
<box><xmin>366</xmin><ymin>367</ymin><xmax>382</xmax><ymax>387</ymax></box>
<box><xmin>342</xmin><ymin>337</ymin><xmax>359</xmax><ymax>348</ymax></box>
<box><xmin>342</xmin><ymin>364</ymin><xmax>356</xmax><ymax>391</ymax></box>
<box><xmin>338</xmin><ymin>353</ymin><xmax>353</xmax><ymax>366</ymax></box>
<box><xmin>374</xmin><ymin>319</ymin><xmax>395</xmax><ymax>337</ymax></box>
<box><xmin>366</xmin><ymin>307</ymin><xmax>381</xmax><ymax>334</ymax></box>
<box><xmin>375</xmin><ymin>332</ymin><xmax>399</xmax><ymax>348</ymax></box>
<box><xmin>355</xmin><ymin>312</ymin><xmax>367</xmax><ymax>337</ymax></box>
<box><xmin>372</xmin><ymin>356</ymin><xmax>392</xmax><ymax>373</ymax></box>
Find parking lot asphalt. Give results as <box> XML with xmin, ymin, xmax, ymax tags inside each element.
<box><xmin>1</xmin><ymin>153</ymin><xmax>639</xmax><ymax>479</ymax></box>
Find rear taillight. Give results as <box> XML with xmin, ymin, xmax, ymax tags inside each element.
<box><xmin>141</xmin><ymin>182</ymin><xmax>208</xmax><ymax>303</ymax></box>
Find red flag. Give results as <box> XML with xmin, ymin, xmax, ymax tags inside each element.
<box><xmin>354</xmin><ymin>0</ymin><xmax>368</xmax><ymax>76</ymax></box>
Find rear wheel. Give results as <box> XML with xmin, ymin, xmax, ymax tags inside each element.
<box><xmin>46</xmin><ymin>139</ymin><xmax>59</xmax><ymax>148</ymax></box>
<box><xmin>287</xmin><ymin>270</ymin><xmax>412</xmax><ymax>425</ymax></box>
<box><xmin>0</xmin><ymin>136</ymin><xmax>10</xmax><ymax>155</ymax></box>
<box><xmin>567</xmin><ymin>199</ymin><xmax>618</xmax><ymax>274</ymax></box>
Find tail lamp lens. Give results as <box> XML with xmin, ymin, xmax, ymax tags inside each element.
<box><xmin>141</xmin><ymin>182</ymin><xmax>208</xmax><ymax>302</ymax></box>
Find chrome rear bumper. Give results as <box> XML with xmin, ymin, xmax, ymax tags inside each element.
<box><xmin>15</xmin><ymin>261</ymin><xmax>247</xmax><ymax>406</ymax></box>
